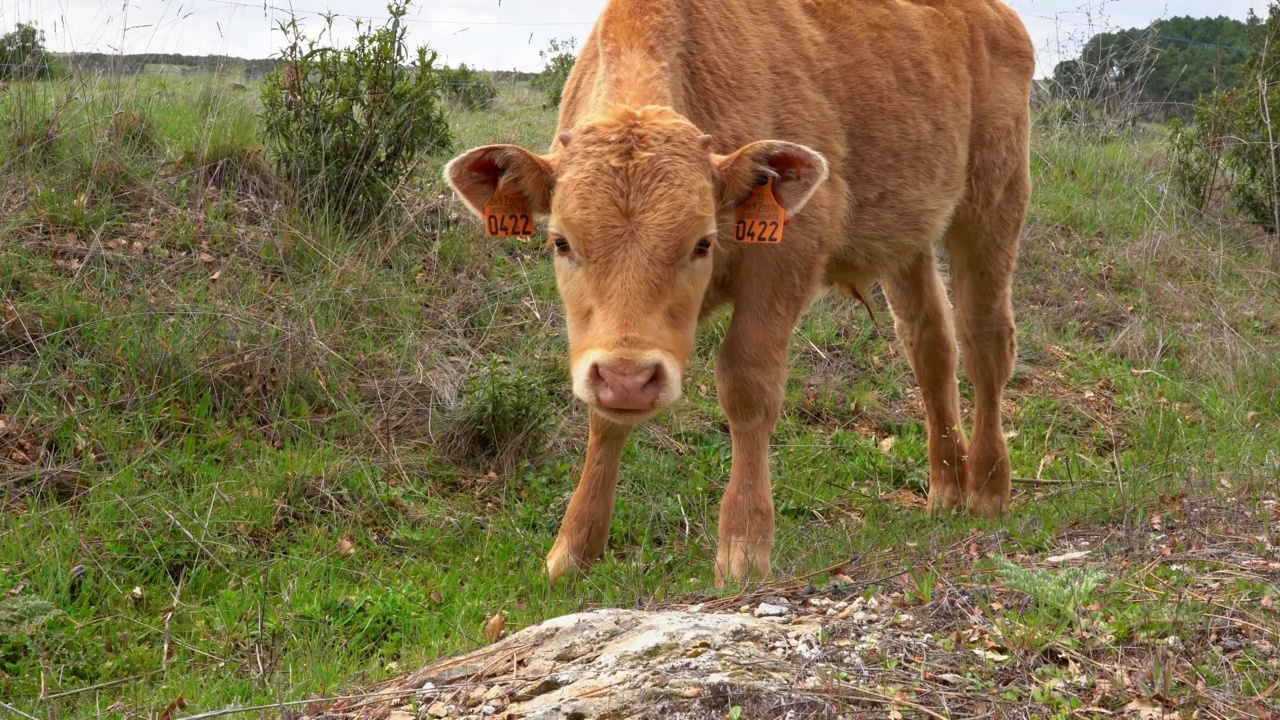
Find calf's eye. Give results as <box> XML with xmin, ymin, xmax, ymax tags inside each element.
<box><xmin>692</xmin><ymin>237</ymin><xmax>713</xmax><ymax>259</ymax></box>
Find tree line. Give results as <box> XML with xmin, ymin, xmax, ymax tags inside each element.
<box><xmin>1052</xmin><ymin>14</ymin><xmax>1258</xmax><ymax>111</ymax></box>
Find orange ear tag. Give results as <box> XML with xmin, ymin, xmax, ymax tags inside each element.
<box><xmin>733</xmin><ymin>178</ymin><xmax>786</xmax><ymax>244</ymax></box>
<box><xmin>483</xmin><ymin>186</ymin><xmax>536</xmax><ymax>239</ymax></box>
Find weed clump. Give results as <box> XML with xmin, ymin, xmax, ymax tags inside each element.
<box><xmin>180</xmin><ymin>141</ymin><xmax>276</xmax><ymax>197</ymax></box>
<box><xmin>258</xmin><ymin>0</ymin><xmax>453</xmax><ymax>228</ymax></box>
<box><xmin>108</xmin><ymin>109</ymin><xmax>160</xmax><ymax>156</ymax></box>
<box><xmin>4</xmin><ymin>111</ymin><xmax>62</xmax><ymax>168</ymax></box>
<box><xmin>444</xmin><ymin>360</ymin><xmax>553</xmax><ymax>476</ymax></box>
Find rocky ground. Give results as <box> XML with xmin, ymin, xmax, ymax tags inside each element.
<box><xmin>296</xmin><ymin>496</ymin><xmax>1280</xmax><ymax>720</ymax></box>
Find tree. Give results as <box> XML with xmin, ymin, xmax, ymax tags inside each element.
<box><xmin>1169</xmin><ymin>2</ymin><xmax>1280</xmax><ymax>236</ymax></box>
<box><xmin>0</xmin><ymin>23</ymin><xmax>53</xmax><ymax>81</ymax></box>
<box><xmin>1052</xmin><ymin>15</ymin><xmax>1256</xmax><ymax>115</ymax></box>
<box><xmin>531</xmin><ymin>37</ymin><xmax>578</xmax><ymax>107</ymax></box>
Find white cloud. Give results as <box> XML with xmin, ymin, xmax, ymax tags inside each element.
<box><xmin>15</xmin><ymin>0</ymin><xmax>1270</xmax><ymax>77</ymax></box>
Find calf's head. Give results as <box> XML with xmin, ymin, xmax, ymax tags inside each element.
<box><xmin>444</xmin><ymin>106</ymin><xmax>828</xmax><ymax>424</ymax></box>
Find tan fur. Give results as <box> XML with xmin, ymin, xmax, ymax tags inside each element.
<box><xmin>444</xmin><ymin>0</ymin><xmax>1035</xmax><ymax>586</ymax></box>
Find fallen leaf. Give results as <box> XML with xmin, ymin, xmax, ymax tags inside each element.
<box><xmin>386</xmin><ymin>712</ymin><xmax>415</xmax><ymax>720</ymax></box>
<box><xmin>198</xmin><ymin>253</ymin><xmax>215</xmax><ymax>263</ymax></box>
<box><xmin>336</xmin><ymin>538</ymin><xmax>355</xmax><ymax>557</ymax></box>
<box><xmin>1264</xmin><ymin>595</ymin><xmax>1275</xmax><ymax>609</ymax></box>
<box><xmin>484</xmin><ymin>611</ymin><xmax>505</xmax><ymax>643</ymax></box>
<box><xmin>427</xmin><ymin>702</ymin><xmax>450</xmax><ymax>718</ymax></box>
<box><xmin>973</xmin><ymin>648</ymin><xmax>1009</xmax><ymax>662</ymax></box>
<box><xmin>1150</xmin><ymin>513</ymin><xmax>1163</xmax><ymax>532</ymax></box>
<box><xmin>1046</xmin><ymin>550</ymin><xmax>1091</xmax><ymax>563</ymax></box>
<box><xmin>430</xmin><ymin>590</ymin><xmax>443</xmax><ymax>603</ymax></box>
<box><xmin>1123</xmin><ymin>697</ymin><xmax>1166</xmax><ymax>719</ymax></box>
<box><xmin>209</xmin><ymin>270</ymin><xmax>222</xmax><ymax>282</ymax></box>
<box><xmin>677</xmin><ymin>687</ymin><xmax>703</xmax><ymax>698</ymax></box>
<box><xmin>877</xmin><ymin>435</ymin><xmax>897</xmax><ymax>454</ymax></box>
<box><xmin>158</xmin><ymin>696</ymin><xmax>186</xmax><ymax>720</ymax></box>
<box><xmin>884</xmin><ymin>488</ymin><xmax>926</xmax><ymax>510</ymax></box>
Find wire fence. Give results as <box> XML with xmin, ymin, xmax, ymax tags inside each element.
<box><xmin>0</xmin><ymin>1</ymin><xmax>1268</xmax><ymax>86</ymax></box>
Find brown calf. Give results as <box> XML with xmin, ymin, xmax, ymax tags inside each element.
<box><xmin>444</xmin><ymin>0</ymin><xmax>1035</xmax><ymax>586</ymax></box>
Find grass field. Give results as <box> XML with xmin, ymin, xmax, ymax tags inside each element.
<box><xmin>2</xmin><ymin>71</ymin><xmax>1280</xmax><ymax>719</ymax></box>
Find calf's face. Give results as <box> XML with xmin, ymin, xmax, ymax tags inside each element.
<box><xmin>444</xmin><ymin>107</ymin><xmax>828</xmax><ymax>424</ymax></box>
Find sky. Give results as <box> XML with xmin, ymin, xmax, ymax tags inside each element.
<box><xmin>8</xmin><ymin>0</ymin><xmax>1271</xmax><ymax>79</ymax></box>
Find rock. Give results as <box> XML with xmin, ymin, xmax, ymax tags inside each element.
<box><xmin>299</xmin><ymin>599</ymin><xmax>953</xmax><ymax>720</ymax></box>
<box><xmin>308</xmin><ymin>608</ymin><xmax>827</xmax><ymax>719</ymax></box>
<box><xmin>754</xmin><ymin>602</ymin><xmax>790</xmax><ymax>618</ymax></box>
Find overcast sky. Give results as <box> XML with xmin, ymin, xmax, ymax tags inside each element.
<box><xmin>9</xmin><ymin>0</ymin><xmax>1269</xmax><ymax>78</ymax></box>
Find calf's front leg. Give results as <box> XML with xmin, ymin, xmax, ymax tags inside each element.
<box><xmin>714</xmin><ymin>293</ymin><xmax>808</xmax><ymax>587</ymax></box>
<box><xmin>545</xmin><ymin>409</ymin><xmax>632</xmax><ymax>584</ymax></box>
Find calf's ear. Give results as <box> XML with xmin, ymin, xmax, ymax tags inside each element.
<box><xmin>443</xmin><ymin>145</ymin><xmax>556</xmax><ymax>219</ymax></box>
<box><xmin>713</xmin><ymin>140</ymin><xmax>830</xmax><ymax>216</ymax></box>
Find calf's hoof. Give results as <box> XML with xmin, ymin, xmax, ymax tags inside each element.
<box><xmin>714</xmin><ymin>536</ymin><xmax>773</xmax><ymax>588</ymax></box>
<box><xmin>926</xmin><ymin>482</ymin><xmax>964</xmax><ymax>515</ymax></box>
<box><xmin>966</xmin><ymin>493</ymin><xmax>1009</xmax><ymax>519</ymax></box>
<box><xmin>545</xmin><ymin>537</ymin><xmax>592</xmax><ymax>585</ymax></box>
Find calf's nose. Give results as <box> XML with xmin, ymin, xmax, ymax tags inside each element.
<box><xmin>590</xmin><ymin>362</ymin><xmax>661</xmax><ymax>411</ymax></box>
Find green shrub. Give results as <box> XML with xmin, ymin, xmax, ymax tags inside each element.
<box><xmin>1168</xmin><ymin>3</ymin><xmax>1280</xmax><ymax>235</ymax></box>
<box><xmin>531</xmin><ymin>37</ymin><xmax>578</xmax><ymax>107</ymax></box>
<box><xmin>258</xmin><ymin>0</ymin><xmax>453</xmax><ymax>227</ymax></box>
<box><xmin>438</xmin><ymin>63</ymin><xmax>498</xmax><ymax>111</ymax></box>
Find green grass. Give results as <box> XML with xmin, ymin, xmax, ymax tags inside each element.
<box><xmin>2</xmin><ymin>74</ymin><xmax>1280</xmax><ymax>719</ymax></box>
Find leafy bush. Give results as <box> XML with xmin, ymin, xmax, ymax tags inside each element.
<box><xmin>0</xmin><ymin>23</ymin><xmax>55</xmax><ymax>81</ymax></box>
<box><xmin>438</xmin><ymin>63</ymin><xmax>498</xmax><ymax>111</ymax></box>
<box><xmin>532</xmin><ymin>37</ymin><xmax>578</xmax><ymax>107</ymax></box>
<box><xmin>259</xmin><ymin>0</ymin><xmax>453</xmax><ymax>227</ymax></box>
<box><xmin>1168</xmin><ymin>3</ymin><xmax>1280</xmax><ymax>234</ymax></box>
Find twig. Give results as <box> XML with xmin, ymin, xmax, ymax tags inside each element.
<box><xmin>832</xmin><ymin>685</ymin><xmax>950</xmax><ymax>720</ymax></box>
<box><xmin>1012</xmin><ymin>476</ymin><xmax>1104</xmax><ymax>486</ymax></box>
<box><xmin>40</xmin><ymin>671</ymin><xmax>163</xmax><ymax>700</ymax></box>
<box><xmin>0</xmin><ymin>702</ymin><xmax>40</xmax><ymax>720</ymax></box>
<box><xmin>162</xmin><ymin>508</ymin><xmax>230</xmax><ymax>574</ymax></box>
<box><xmin>175</xmin><ymin>689</ymin><xmax>421</xmax><ymax>720</ymax></box>
<box><xmin>162</xmin><ymin>571</ymin><xmax>184</xmax><ymax>677</ymax></box>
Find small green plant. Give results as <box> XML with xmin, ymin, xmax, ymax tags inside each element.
<box><xmin>438</xmin><ymin>63</ymin><xmax>499</xmax><ymax>111</ymax></box>
<box><xmin>0</xmin><ymin>594</ymin><xmax>63</xmax><ymax>636</ymax></box>
<box><xmin>259</xmin><ymin>0</ymin><xmax>453</xmax><ymax>227</ymax></box>
<box><xmin>532</xmin><ymin>37</ymin><xmax>578</xmax><ymax>107</ymax></box>
<box><xmin>992</xmin><ymin>556</ymin><xmax>1109</xmax><ymax>623</ymax></box>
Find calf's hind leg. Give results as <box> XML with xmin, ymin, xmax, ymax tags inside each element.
<box><xmin>946</xmin><ymin>144</ymin><xmax>1030</xmax><ymax>518</ymax></box>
